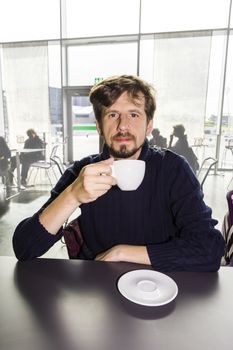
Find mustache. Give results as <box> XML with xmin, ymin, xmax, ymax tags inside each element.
<box><xmin>112</xmin><ymin>132</ymin><xmax>135</xmax><ymax>140</ymax></box>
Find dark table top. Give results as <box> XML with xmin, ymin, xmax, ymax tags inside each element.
<box><xmin>0</xmin><ymin>256</ymin><xmax>232</xmax><ymax>350</ymax></box>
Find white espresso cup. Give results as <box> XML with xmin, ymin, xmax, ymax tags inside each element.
<box><xmin>111</xmin><ymin>159</ymin><xmax>145</xmax><ymax>191</ymax></box>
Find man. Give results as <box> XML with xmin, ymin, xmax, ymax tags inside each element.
<box><xmin>13</xmin><ymin>75</ymin><xmax>224</xmax><ymax>271</ymax></box>
<box><xmin>169</xmin><ymin>124</ymin><xmax>199</xmax><ymax>174</ymax></box>
<box><xmin>149</xmin><ymin>128</ymin><xmax>167</xmax><ymax>148</ymax></box>
<box><xmin>0</xmin><ymin>136</ymin><xmax>11</xmax><ymax>172</ymax></box>
<box><xmin>0</xmin><ymin>136</ymin><xmax>12</xmax><ymax>186</ymax></box>
<box><xmin>11</xmin><ymin>129</ymin><xmax>45</xmax><ymax>186</ymax></box>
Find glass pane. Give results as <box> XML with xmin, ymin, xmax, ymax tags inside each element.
<box><xmin>64</xmin><ymin>0</ymin><xmax>140</xmax><ymax>38</ymax></box>
<box><xmin>231</xmin><ymin>4</ymin><xmax>233</xmax><ymax>28</ymax></box>
<box><xmin>141</xmin><ymin>0</ymin><xmax>230</xmax><ymax>33</ymax></box>
<box><xmin>48</xmin><ymin>42</ymin><xmax>63</xmax><ymax>144</ymax></box>
<box><xmin>0</xmin><ymin>48</ymin><xmax>4</xmax><ymax>135</ymax></box>
<box><xmin>204</xmin><ymin>34</ymin><xmax>227</xmax><ymax>166</ymax></box>
<box><xmin>71</xmin><ymin>94</ymin><xmax>99</xmax><ymax>160</ymax></box>
<box><xmin>140</xmin><ymin>33</ymin><xmax>225</xmax><ymax>166</ymax></box>
<box><xmin>220</xmin><ymin>32</ymin><xmax>233</xmax><ymax>168</ymax></box>
<box><xmin>2</xmin><ymin>43</ymin><xmax>51</xmax><ymax>149</ymax></box>
<box><xmin>0</xmin><ymin>0</ymin><xmax>60</xmax><ymax>42</ymax></box>
<box><xmin>67</xmin><ymin>41</ymin><xmax>138</xmax><ymax>86</ymax></box>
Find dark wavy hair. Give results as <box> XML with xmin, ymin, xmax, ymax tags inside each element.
<box><xmin>26</xmin><ymin>129</ymin><xmax>37</xmax><ymax>138</ymax></box>
<box><xmin>89</xmin><ymin>75</ymin><xmax>156</xmax><ymax>125</ymax></box>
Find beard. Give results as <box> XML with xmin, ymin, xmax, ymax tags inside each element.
<box><xmin>106</xmin><ymin>132</ymin><xmax>145</xmax><ymax>159</ymax></box>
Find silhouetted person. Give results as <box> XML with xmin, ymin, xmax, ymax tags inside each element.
<box><xmin>0</xmin><ymin>136</ymin><xmax>12</xmax><ymax>186</ymax></box>
<box><xmin>149</xmin><ymin>128</ymin><xmax>167</xmax><ymax>148</ymax></box>
<box><xmin>11</xmin><ymin>129</ymin><xmax>45</xmax><ymax>186</ymax></box>
<box><xmin>169</xmin><ymin>124</ymin><xmax>199</xmax><ymax>174</ymax></box>
<box><xmin>0</xmin><ymin>136</ymin><xmax>11</xmax><ymax>172</ymax></box>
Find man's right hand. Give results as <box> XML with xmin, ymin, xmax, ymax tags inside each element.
<box><xmin>39</xmin><ymin>158</ymin><xmax>117</xmax><ymax>235</ymax></box>
<box><xmin>70</xmin><ymin>158</ymin><xmax>117</xmax><ymax>205</ymax></box>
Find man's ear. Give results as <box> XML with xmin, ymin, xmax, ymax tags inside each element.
<box><xmin>96</xmin><ymin>120</ymin><xmax>102</xmax><ymax>135</ymax></box>
<box><xmin>146</xmin><ymin>120</ymin><xmax>154</xmax><ymax>136</ymax></box>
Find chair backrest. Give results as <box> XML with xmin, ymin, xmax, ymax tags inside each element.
<box><xmin>49</xmin><ymin>144</ymin><xmax>66</xmax><ymax>175</ymax></box>
<box><xmin>227</xmin><ymin>190</ymin><xmax>233</xmax><ymax>226</ymax></box>
<box><xmin>50</xmin><ymin>144</ymin><xmax>59</xmax><ymax>159</ymax></box>
<box><xmin>194</xmin><ymin>137</ymin><xmax>204</xmax><ymax>147</ymax></box>
<box><xmin>63</xmin><ymin>216</ymin><xmax>94</xmax><ymax>260</ymax></box>
<box><xmin>197</xmin><ymin>157</ymin><xmax>218</xmax><ymax>189</ymax></box>
<box><xmin>51</xmin><ymin>155</ymin><xmax>66</xmax><ymax>175</ymax></box>
<box><xmin>221</xmin><ymin>190</ymin><xmax>233</xmax><ymax>265</ymax></box>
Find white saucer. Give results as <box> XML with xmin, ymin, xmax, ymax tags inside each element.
<box><xmin>117</xmin><ymin>269</ymin><xmax>178</xmax><ymax>306</ymax></box>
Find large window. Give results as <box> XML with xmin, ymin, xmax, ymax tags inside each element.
<box><xmin>0</xmin><ymin>1</ymin><xmax>233</xmax><ymax>167</ymax></box>
<box><xmin>140</xmin><ymin>31</ymin><xmax>228</xmax><ymax>165</ymax></box>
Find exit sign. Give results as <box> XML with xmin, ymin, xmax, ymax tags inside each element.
<box><xmin>94</xmin><ymin>77</ymin><xmax>104</xmax><ymax>84</ymax></box>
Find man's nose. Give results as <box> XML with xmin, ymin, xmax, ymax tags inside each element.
<box><xmin>117</xmin><ymin>114</ymin><xmax>130</xmax><ymax>131</ymax></box>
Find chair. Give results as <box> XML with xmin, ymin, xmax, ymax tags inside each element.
<box><xmin>191</xmin><ymin>137</ymin><xmax>206</xmax><ymax>161</ymax></box>
<box><xmin>50</xmin><ymin>153</ymin><xmax>66</xmax><ymax>175</ymax></box>
<box><xmin>197</xmin><ymin>157</ymin><xmax>218</xmax><ymax>189</ymax></box>
<box><xmin>63</xmin><ymin>215</ymin><xmax>94</xmax><ymax>260</ymax></box>
<box><xmin>28</xmin><ymin>144</ymin><xmax>64</xmax><ymax>186</ymax></box>
<box><xmin>221</xmin><ymin>138</ymin><xmax>233</xmax><ymax>167</ymax></box>
<box><xmin>221</xmin><ymin>190</ymin><xmax>233</xmax><ymax>265</ymax></box>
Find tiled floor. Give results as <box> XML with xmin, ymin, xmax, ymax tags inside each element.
<box><xmin>0</xmin><ymin>170</ymin><xmax>231</xmax><ymax>259</ymax></box>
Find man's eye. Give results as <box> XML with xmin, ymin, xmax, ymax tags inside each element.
<box><xmin>108</xmin><ymin>113</ymin><xmax>119</xmax><ymax>119</ymax></box>
<box><xmin>130</xmin><ymin>113</ymin><xmax>139</xmax><ymax>118</ymax></box>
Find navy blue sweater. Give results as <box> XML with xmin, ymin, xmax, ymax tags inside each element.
<box><xmin>12</xmin><ymin>141</ymin><xmax>225</xmax><ymax>271</ymax></box>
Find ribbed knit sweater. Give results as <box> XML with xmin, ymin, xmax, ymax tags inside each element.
<box><xmin>12</xmin><ymin>141</ymin><xmax>225</xmax><ymax>272</ymax></box>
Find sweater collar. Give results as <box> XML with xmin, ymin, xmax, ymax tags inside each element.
<box><xmin>101</xmin><ymin>139</ymin><xmax>150</xmax><ymax>161</ymax></box>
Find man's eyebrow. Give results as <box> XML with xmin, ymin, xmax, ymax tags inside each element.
<box><xmin>128</xmin><ymin>109</ymin><xmax>143</xmax><ymax>114</ymax></box>
<box><xmin>104</xmin><ymin>108</ymin><xmax>143</xmax><ymax>114</ymax></box>
<box><xmin>105</xmin><ymin>109</ymin><xmax>119</xmax><ymax>114</ymax></box>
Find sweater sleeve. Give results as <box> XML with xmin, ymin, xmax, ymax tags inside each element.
<box><xmin>12</xmin><ymin>162</ymin><xmax>82</xmax><ymax>261</ymax></box>
<box><xmin>12</xmin><ymin>212</ymin><xmax>63</xmax><ymax>261</ymax></box>
<box><xmin>146</xmin><ymin>154</ymin><xmax>225</xmax><ymax>272</ymax></box>
<box><xmin>12</xmin><ymin>155</ymin><xmax>100</xmax><ymax>261</ymax></box>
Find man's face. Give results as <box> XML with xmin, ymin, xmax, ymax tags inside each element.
<box><xmin>96</xmin><ymin>91</ymin><xmax>153</xmax><ymax>159</ymax></box>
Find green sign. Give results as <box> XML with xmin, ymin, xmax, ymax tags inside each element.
<box><xmin>94</xmin><ymin>77</ymin><xmax>104</xmax><ymax>84</ymax></box>
<box><xmin>73</xmin><ymin>125</ymin><xmax>97</xmax><ymax>131</ymax></box>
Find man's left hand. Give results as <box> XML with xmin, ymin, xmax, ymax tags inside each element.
<box><xmin>95</xmin><ymin>244</ymin><xmax>151</xmax><ymax>265</ymax></box>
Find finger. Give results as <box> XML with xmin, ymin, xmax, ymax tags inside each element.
<box><xmin>83</xmin><ymin>174</ymin><xmax>116</xmax><ymax>188</ymax></box>
<box><xmin>97</xmin><ymin>174</ymin><xmax>117</xmax><ymax>186</ymax></box>
<box><xmin>95</xmin><ymin>253</ymin><xmax>106</xmax><ymax>261</ymax></box>
<box><xmin>95</xmin><ymin>253</ymin><xmax>103</xmax><ymax>261</ymax></box>
<box><xmin>88</xmin><ymin>185</ymin><xmax>113</xmax><ymax>195</ymax></box>
<box><xmin>83</xmin><ymin>159</ymin><xmax>114</xmax><ymax>176</ymax></box>
<box><xmin>103</xmin><ymin>157</ymin><xmax>114</xmax><ymax>164</ymax></box>
<box><xmin>81</xmin><ymin>181</ymin><xmax>114</xmax><ymax>201</ymax></box>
